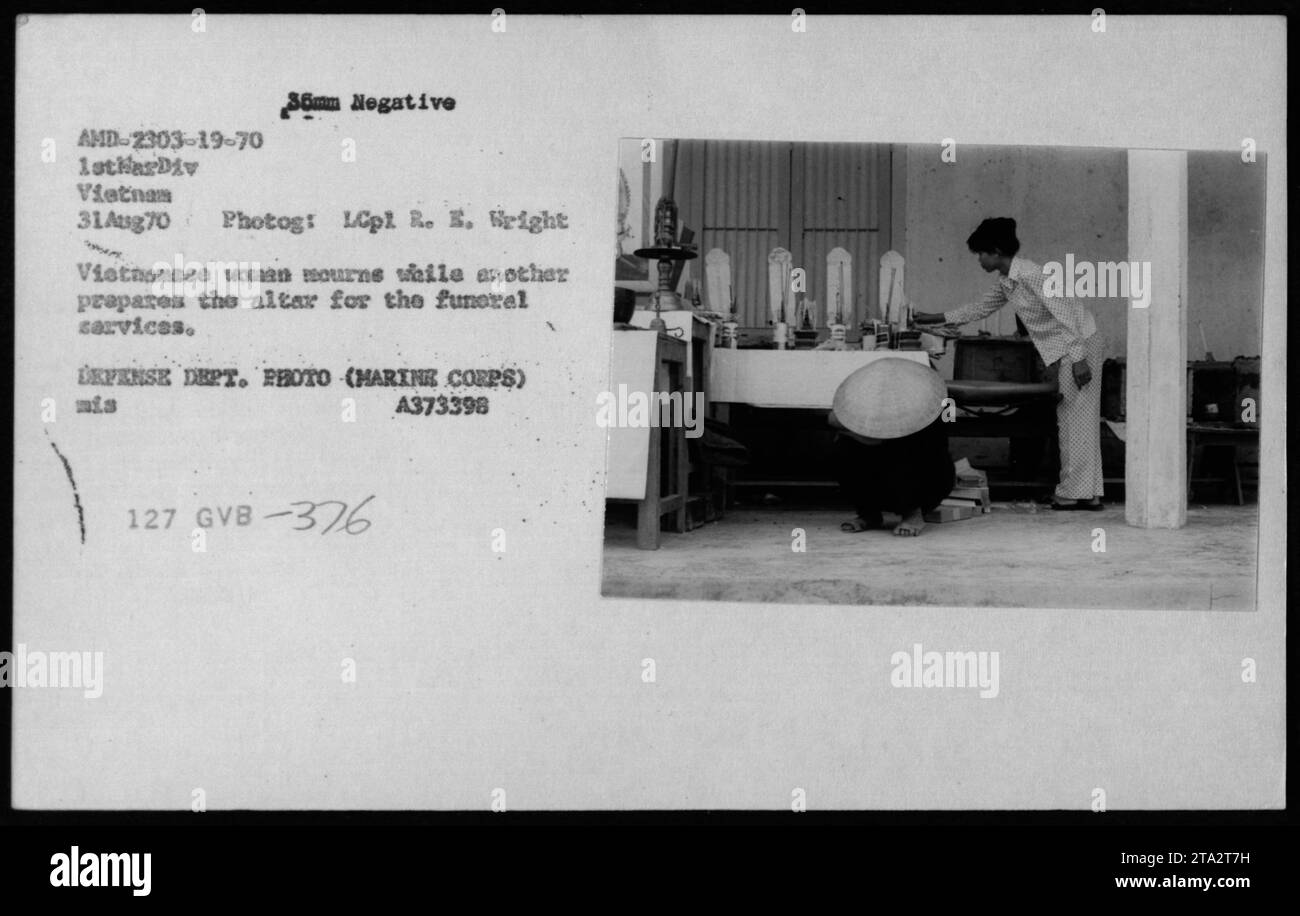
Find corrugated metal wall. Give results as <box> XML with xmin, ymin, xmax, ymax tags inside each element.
<box><xmin>675</xmin><ymin>140</ymin><xmax>889</xmax><ymax>330</ymax></box>
<box><xmin>679</xmin><ymin>140</ymin><xmax>785</xmax><ymax>324</ymax></box>
<box><xmin>797</xmin><ymin>143</ymin><xmax>886</xmax><ymax>329</ymax></box>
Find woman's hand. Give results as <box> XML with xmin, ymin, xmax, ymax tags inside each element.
<box><xmin>1072</xmin><ymin>358</ymin><xmax>1093</xmax><ymax>389</ymax></box>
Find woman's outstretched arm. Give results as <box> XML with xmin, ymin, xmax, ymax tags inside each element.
<box><xmin>937</xmin><ymin>282</ymin><xmax>1010</xmax><ymax>326</ymax></box>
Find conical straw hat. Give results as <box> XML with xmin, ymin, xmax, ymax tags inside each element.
<box><xmin>831</xmin><ymin>358</ymin><xmax>947</xmax><ymax>439</ymax></box>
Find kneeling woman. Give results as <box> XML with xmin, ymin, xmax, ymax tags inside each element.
<box><xmin>829</xmin><ymin>358</ymin><xmax>955</xmax><ymax>537</ymax></box>
<box><xmin>914</xmin><ymin>218</ymin><xmax>1105</xmax><ymax>510</ymax></box>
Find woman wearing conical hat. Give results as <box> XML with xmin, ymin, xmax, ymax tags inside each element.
<box><xmin>914</xmin><ymin>218</ymin><xmax>1105</xmax><ymax>510</ymax></box>
<box><xmin>829</xmin><ymin>358</ymin><xmax>955</xmax><ymax>537</ymax></box>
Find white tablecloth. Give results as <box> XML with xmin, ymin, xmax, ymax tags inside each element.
<box><xmin>709</xmin><ymin>349</ymin><xmax>931</xmax><ymax>408</ymax></box>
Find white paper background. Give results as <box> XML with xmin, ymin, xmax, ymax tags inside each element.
<box><xmin>13</xmin><ymin>14</ymin><xmax>1285</xmax><ymax>809</ymax></box>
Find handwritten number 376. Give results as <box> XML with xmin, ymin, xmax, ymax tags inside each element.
<box><xmin>276</xmin><ymin>495</ymin><xmax>375</xmax><ymax>534</ymax></box>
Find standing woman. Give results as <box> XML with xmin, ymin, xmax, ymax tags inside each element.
<box><xmin>914</xmin><ymin>218</ymin><xmax>1105</xmax><ymax>510</ymax></box>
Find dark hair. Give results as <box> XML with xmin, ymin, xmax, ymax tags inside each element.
<box><xmin>966</xmin><ymin>218</ymin><xmax>1020</xmax><ymax>257</ymax></box>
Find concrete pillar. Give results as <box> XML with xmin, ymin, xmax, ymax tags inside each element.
<box><xmin>1126</xmin><ymin>150</ymin><xmax>1188</xmax><ymax>528</ymax></box>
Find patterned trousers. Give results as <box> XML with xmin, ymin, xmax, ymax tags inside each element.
<box><xmin>1054</xmin><ymin>333</ymin><xmax>1105</xmax><ymax>500</ymax></box>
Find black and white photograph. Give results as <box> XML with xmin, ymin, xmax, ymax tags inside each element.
<box><xmin>3</xmin><ymin>8</ymin><xmax>1288</xmax><ymax>897</ymax></box>
<box><xmin>601</xmin><ymin>138</ymin><xmax>1265</xmax><ymax>610</ymax></box>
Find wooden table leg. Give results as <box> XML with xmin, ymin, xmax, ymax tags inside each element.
<box><xmin>637</xmin><ymin>384</ymin><xmax>663</xmax><ymax>550</ymax></box>
<box><xmin>673</xmin><ymin>366</ymin><xmax>689</xmax><ymax>534</ymax></box>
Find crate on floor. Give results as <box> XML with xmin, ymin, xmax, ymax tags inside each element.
<box><xmin>946</xmin><ymin>486</ymin><xmax>992</xmax><ymax>513</ymax></box>
<box><xmin>924</xmin><ymin>504</ymin><xmax>979</xmax><ymax>523</ymax></box>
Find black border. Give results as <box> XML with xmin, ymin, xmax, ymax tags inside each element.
<box><xmin>3</xmin><ymin>6</ymin><xmax>1293</xmax><ymax>900</ymax></box>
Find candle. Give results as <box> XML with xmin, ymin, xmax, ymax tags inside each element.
<box><xmin>836</xmin><ymin>262</ymin><xmax>845</xmax><ymax>324</ymax></box>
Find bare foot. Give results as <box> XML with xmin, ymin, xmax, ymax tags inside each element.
<box><xmin>841</xmin><ymin>512</ymin><xmax>884</xmax><ymax>533</ymax></box>
<box><xmin>893</xmin><ymin>509</ymin><xmax>926</xmax><ymax>537</ymax></box>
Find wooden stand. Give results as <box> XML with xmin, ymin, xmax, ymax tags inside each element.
<box><xmin>604</xmin><ymin>333</ymin><xmax>690</xmax><ymax>549</ymax></box>
<box><xmin>636</xmin><ymin>334</ymin><xmax>689</xmax><ymax>548</ymax></box>
<box><xmin>629</xmin><ymin>311</ymin><xmax>722</xmax><ymax>530</ymax></box>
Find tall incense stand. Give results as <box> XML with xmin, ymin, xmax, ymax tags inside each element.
<box><xmin>634</xmin><ymin>197</ymin><xmax>697</xmax><ymax>331</ymax></box>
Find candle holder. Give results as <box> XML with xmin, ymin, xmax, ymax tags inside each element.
<box><xmin>633</xmin><ymin>196</ymin><xmax>696</xmax><ymax>330</ymax></box>
<box><xmin>721</xmin><ymin>294</ymin><xmax>739</xmax><ymax>348</ymax></box>
<box><xmin>794</xmin><ymin>297</ymin><xmax>819</xmax><ymax>348</ymax></box>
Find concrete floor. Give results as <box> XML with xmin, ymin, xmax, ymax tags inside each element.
<box><xmin>601</xmin><ymin>502</ymin><xmax>1258</xmax><ymax>610</ymax></box>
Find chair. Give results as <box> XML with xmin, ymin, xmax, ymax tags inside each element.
<box><xmin>944</xmin><ymin>336</ymin><xmax>1060</xmax><ymax>490</ymax></box>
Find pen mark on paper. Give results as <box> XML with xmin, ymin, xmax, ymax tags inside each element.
<box><xmin>46</xmin><ymin>432</ymin><xmax>86</xmax><ymax>544</ymax></box>
<box><xmin>83</xmin><ymin>238</ymin><xmax>123</xmax><ymax>260</ymax></box>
